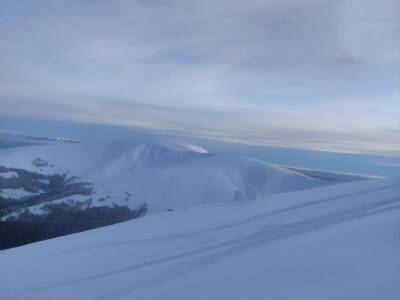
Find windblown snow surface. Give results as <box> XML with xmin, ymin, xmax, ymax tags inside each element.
<box><xmin>1</xmin><ymin>177</ymin><xmax>399</xmax><ymax>299</ymax></box>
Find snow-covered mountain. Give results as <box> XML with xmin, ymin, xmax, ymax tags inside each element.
<box><xmin>0</xmin><ymin>138</ymin><xmax>378</xmax><ymax>250</ymax></box>
<box><xmin>1</xmin><ymin>135</ymin><xmax>397</xmax><ymax>298</ymax></box>
<box><xmin>0</xmin><ymin>139</ymin><xmax>330</xmax><ymax>216</ymax></box>
<box><xmin>1</xmin><ymin>177</ymin><xmax>398</xmax><ymax>299</ymax></box>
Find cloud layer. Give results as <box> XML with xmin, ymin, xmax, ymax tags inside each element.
<box><xmin>0</xmin><ymin>0</ymin><xmax>399</xmax><ymax>154</ymax></box>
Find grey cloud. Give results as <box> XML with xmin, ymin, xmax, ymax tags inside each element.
<box><xmin>0</xmin><ymin>0</ymin><xmax>398</xmax><ymax>154</ymax></box>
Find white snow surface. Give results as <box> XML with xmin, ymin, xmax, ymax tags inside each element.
<box><xmin>1</xmin><ymin>177</ymin><xmax>399</xmax><ymax>299</ymax></box>
<box><xmin>0</xmin><ymin>170</ymin><xmax>18</xmax><ymax>179</ymax></box>
<box><xmin>0</xmin><ymin>188</ymin><xmax>42</xmax><ymax>200</ymax></box>
<box><xmin>0</xmin><ymin>140</ymin><xmax>328</xmax><ymax>212</ymax></box>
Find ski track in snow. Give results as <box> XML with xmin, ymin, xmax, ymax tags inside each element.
<box><xmin>24</xmin><ymin>181</ymin><xmax>399</xmax><ymax>299</ymax></box>
<box><xmin>53</xmin><ymin>182</ymin><xmax>398</xmax><ymax>255</ymax></box>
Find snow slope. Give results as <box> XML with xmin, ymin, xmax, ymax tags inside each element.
<box><xmin>0</xmin><ymin>140</ymin><xmax>328</xmax><ymax>213</ymax></box>
<box><xmin>286</xmin><ymin>167</ymin><xmax>380</xmax><ymax>182</ymax></box>
<box><xmin>1</xmin><ymin>177</ymin><xmax>399</xmax><ymax>299</ymax></box>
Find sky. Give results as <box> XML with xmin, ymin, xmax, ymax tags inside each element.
<box><xmin>0</xmin><ymin>0</ymin><xmax>399</xmax><ymax>155</ymax></box>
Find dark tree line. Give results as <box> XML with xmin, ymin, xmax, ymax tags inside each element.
<box><xmin>0</xmin><ymin>203</ymin><xmax>147</xmax><ymax>250</ymax></box>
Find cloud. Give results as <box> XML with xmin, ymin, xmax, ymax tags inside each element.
<box><xmin>337</xmin><ymin>0</ymin><xmax>400</xmax><ymax>63</ymax></box>
<box><xmin>0</xmin><ymin>0</ymin><xmax>398</xmax><ymax>154</ymax></box>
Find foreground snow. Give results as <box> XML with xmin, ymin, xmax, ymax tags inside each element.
<box><xmin>1</xmin><ymin>177</ymin><xmax>399</xmax><ymax>299</ymax></box>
